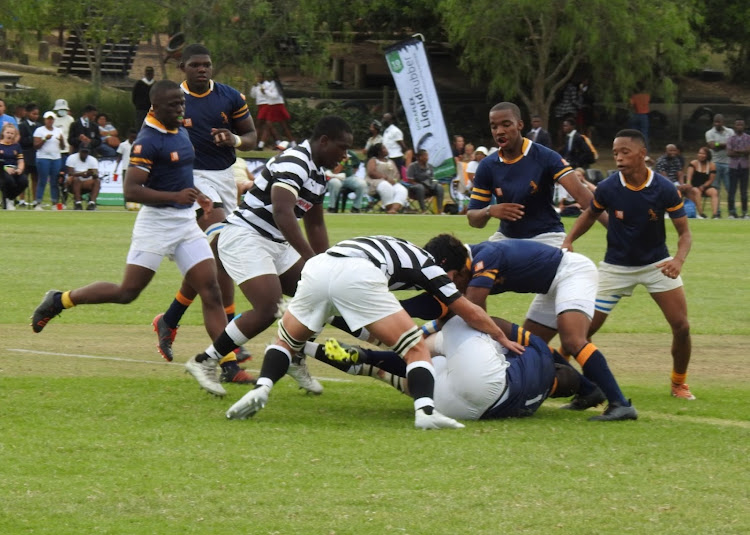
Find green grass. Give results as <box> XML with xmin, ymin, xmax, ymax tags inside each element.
<box><xmin>1</xmin><ymin>211</ymin><xmax>749</xmax><ymax>534</ymax></box>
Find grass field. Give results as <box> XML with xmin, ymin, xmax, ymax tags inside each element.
<box><xmin>1</xmin><ymin>211</ymin><xmax>748</xmax><ymax>534</ymax></box>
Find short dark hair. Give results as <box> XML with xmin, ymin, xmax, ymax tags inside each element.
<box><xmin>367</xmin><ymin>142</ymin><xmax>383</xmax><ymax>160</ymax></box>
<box><xmin>96</xmin><ymin>113</ymin><xmax>108</xmax><ymax>121</ymax></box>
<box><xmin>83</xmin><ymin>104</ymin><xmax>97</xmax><ymax>113</ymax></box>
<box><xmin>423</xmin><ymin>234</ymin><xmax>469</xmax><ymax>273</ymax></box>
<box><xmin>416</xmin><ymin>148</ymin><xmax>428</xmax><ymax>158</ymax></box>
<box><xmin>490</xmin><ymin>102</ymin><xmax>522</xmax><ymax>120</ymax></box>
<box><xmin>182</xmin><ymin>43</ymin><xmax>210</xmax><ymax>62</ymax></box>
<box><xmin>614</xmin><ymin>129</ymin><xmax>646</xmax><ymax>146</ymax></box>
<box><xmin>311</xmin><ymin>115</ymin><xmax>351</xmax><ymax>141</ymax></box>
<box><xmin>25</xmin><ymin>102</ymin><xmax>38</xmax><ymax>112</ymax></box>
<box><xmin>150</xmin><ymin>79</ymin><xmax>181</xmax><ymax>103</ymax></box>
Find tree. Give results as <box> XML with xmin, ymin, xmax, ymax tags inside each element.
<box><xmin>4</xmin><ymin>0</ymin><xmax>164</xmax><ymax>101</ymax></box>
<box><xmin>438</xmin><ymin>0</ymin><xmax>699</xmax><ymax>126</ymax></box>
<box><xmin>697</xmin><ymin>0</ymin><xmax>750</xmax><ymax>83</ymax></box>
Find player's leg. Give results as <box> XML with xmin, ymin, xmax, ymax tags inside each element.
<box><xmin>32</xmin><ymin>261</ymin><xmax>156</xmax><ymax>333</ymax></box>
<box><xmin>650</xmin><ymin>287</ymin><xmax>694</xmax><ymax>400</ymax></box>
<box><xmin>87</xmin><ymin>178</ymin><xmax>100</xmax><ymax>207</ymax></box>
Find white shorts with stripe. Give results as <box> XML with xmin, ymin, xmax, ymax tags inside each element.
<box><xmin>287</xmin><ymin>254</ymin><xmax>403</xmax><ymax>333</ymax></box>
<box><xmin>431</xmin><ymin>317</ymin><xmax>510</xmax><ymax>420</ymax></box>
<box><xmin>218</xmin><ymin>223</ymin><xmax>301</xmax><ymax>286</ymax></box>
<box><xmin>595</xmin><ymin>259</ymin><xmax>683</xmax><ymax>315</ymax></box>
<box><xmin>526</xmin><ymin>251</ymin><xmax>598</xmax><ymax>329</ymax></box>
<box><xmin>488</xmin><ymin>230</ymin><xmax>566</xmax><ymax>248</ymax></box>
<box><xmin>126</xmin><ymin>205</ymin><xmax>212</xmax><ymax>275</ymax></box>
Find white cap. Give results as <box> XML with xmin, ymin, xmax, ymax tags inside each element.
<box><xmin>43</xmin><ymin>111</ymin><xmax>56</xmax><ymax>119</ymax></box>
<box><xmin>475</xmin><ymin>146</ymin><xmax>488</xmax><ymax>156</ymax></box>
<box><xmin>53</xmin><ymin>99</ymin><xmax>70</xmax><ymax>111</ymax></box>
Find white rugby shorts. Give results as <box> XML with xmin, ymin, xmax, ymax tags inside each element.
<box><xmin>287</xmin><ymin>254</ymin><xmax>403</xmax><ymax>333</ymax></box>
<box><xmin>431</xmin><ymin>317</ymin><xmax>510</xmax><ymax>420</ymax></box>
<box><xmin>193</xmin><ymin>167</ymin><xmax>238</xmax><ymax>213</ymax></box>
<box><xmin>526</xmin><ymin>251</ymin><xmax>597</xmax><ymax>329</ymax></box>
<box><xmin>218</xmin><ymin>223</ymin><xmax>301</xmax><ymax>285</ymax></box>
<box><xmin>595</xmin><ymin>259</ymin><xmax>684</xmax><ymax>314</ymax></box>
<box><xmin>488</xmin><ymin>230</ymin><xmax>566</xmax><ymax>248</ymax></box>
<box><xmin>126</xmin><ymin>205</ymin><xmax>212</xmax><ymax>275</ymax></box>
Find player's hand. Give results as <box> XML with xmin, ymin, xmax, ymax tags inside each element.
<box><xmin>175</xmin><ymin>187</ymin><xmax>201</xmax><ymax>205</ymax></box>
<box><xmin>495</xmin><ymin>332</ymin><xmax>525</xmax><ymax>355</ymax></box>
<box><xmin>197</xmin><ymin>193</ymin><xmax>213</xmax><ymax>215</ymax></box>
<box><xmin>561</xmin><ymin>239</ymin><xmax>574</xmax><ymax>252</ymax></box>
<box><xmin>211</xmin><ymin>128</ymin><xmax>236</xmax><ymax>147</ymax></box>
<box><xmin>657</xmin><ymin>258</ymin><xmax>684</xmax><ymax>279</ymax></box>
<box><xmin>495</xmin><ymin>203</ymin><xmax>525</xmax><ymax>221</ymax></box>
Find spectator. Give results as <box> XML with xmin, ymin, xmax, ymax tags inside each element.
<box><xmin>381</xmin><ymin>112</ymin><xmax>409</xmax><ymax>172</ymax></box>
<box><xmin>249</xmin><ymin>72</ymin><xmax>276</xmax><ymax>150</ymax></box>
<box><xmin>131</xmin><ymin>66</ymin><xmax>155</xmax><ymax>129</ymax></box>
<box><xmin>18</xmin><ymin>103</ymin><xmax>40</xmax><ymax>207</ymax></box>
<box><xmin>553</xmin><ymin>82</ymin><xmax>578</xmax><ymax>143</ymax></box>
<box><xmin>364</xmin><ymin>120</ymin><xmax>383</xmax><ymax>152</ymax></box>
<box><xmin>13</xmin><ymin>104</ymin><xmax>26</xmax><ymax>125</ymax></box>
<box><xmin>116</xmin><ymin>128</ymin><xmax>139</xmax><ymax>210</ymax></box>
<box><xmin>53</xmin><ymin>99</ymin><xmax>75</xmax><ymax>169</ymax></box>
<box><xmin>654</xmin><ymin>143</ymin><xmax>693</xmax><ymax>200</ymax></box>
<box><xmin>96</xmin><ymin>113</ymin><xmax>119</xmax><ymax>158</ymax></box>
<box><xmin>705</xmin><ymin>114</ymin><xmax>733</xmax><ymax>216</ymax></box>
<box><xmin>556</xmin><ymin>168</ymin><xmax>596</xmax><ymax>217</ymax></box>
<box><xmin>326</xmin><ymin>149</ymin><xmax>367</xmax><ymax>214</ymax></box>
<box><xmin>406</xmin><ymin>148</ymin><xmax>444</xmax><ymax>213</ymax></box>
<box><xmin>68</xmin><ymin>104</ymin><xmax>101</xmax><ymax>155</ymax></box>
<box><xmin>559</xmin><ymin>118</ymin><xmax>596</xmax><ymax>169</ymax></box>
<box><xmin>0</xmin><ymin>98</ymin><xmax>18</xmax><ymax>128</ymax></box>
<box><xmin>526</xmin><ymin>115</ymin><xmax>552</xmax><ymax>148</ymax></box>
<box><xmin>0</xmin><ymin>123</ymin><xmax>28</xmax><ymax>209</ymax></box>
<box><xmin>263</xmin><ymin>71</ymin><xmax>295</xmax><ymax>145</ymax></box>
<box><xmin>452</xmin><ymin>135</ymin><xmax>466</xmax><ymax>162</ymax></box>
<box><xmin>465</xmin><ymin>145</ymin><xmax>487</xmax><ymax>186</ymax></box>
<box><xmin>726</xmin><ymin>118</ymin><xmax>750</xmax><ymax>219</ymax></box>
<box><xmin>32</xmin><ymin>111</ymin><xmax>66</xmax><ymax>210</ymax></box>
<box><xmin>685</xmin><ymin>146</ymin><xmax>719</xmax><ymax>219</ymax></box>
<box><xmin>629</xmin><ymin>84</ymin><xmax>650</xmax><ymax>148</ymax></box>
<box><xmin>576</xmin><ymin>78</ymin><xmax>594</xmax><ymax>134</ymax></box>
<box><xmin>65</xmin><ymin>143</ymin><xmax>99</xmax><ymax>210</ymax></box>
<box><xmin>365</xmin><ymin>143</ymin><xmax>408</xmax><ymax>214</ymax></box>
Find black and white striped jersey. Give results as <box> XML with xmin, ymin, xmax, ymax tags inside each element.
<box><xmin>326</xmin><ymin>236</ymin><xmax>462</xmax><ymax>305</ymax></box>
<box><xmin>226</xmin><ymin>139</ymin><xmax>327</xmax><ymax>242</ymax></box>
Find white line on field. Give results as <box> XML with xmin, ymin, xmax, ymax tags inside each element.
<box><xmin>5</xmin><ymin>348</ymin><xmax>354</xmax><ymax>383</ymax></box>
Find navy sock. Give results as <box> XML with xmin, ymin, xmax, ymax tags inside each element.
<box><xmin>356</xmin><ymin>348</ymin><xmax>407</xmax><ymax>377</ymax></box>
<box><xmin>399</xmin><ymin>292</ymin><xmax>444</xmax><ymax>320</ymax></box>
<box><xmin>551</xmin><ymin>349</ymin><xmax>597</xmax><ymax>395</ymax></box>
<box><xmin>163</xmin><ymin>298</ymin><xmax>190</xmax><ymax>329</ymax></box>
<box><xmin>575</xmin><ymin>344</ymin><xmax>628</xmax><ymax>405</ymax></box>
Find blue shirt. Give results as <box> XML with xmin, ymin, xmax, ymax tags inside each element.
<box><xmin>469</xmin><ymin>139</ymin><xmax>572</xmax><ymax>238</ymax></box>
<box><xmin>468</xmin><ymin>240</ymin><xmax>563</xmax><ymax>295</ymax></box>
<box><xmin>129</xmin><ymin>113</ymin><xmax>195</xmax><ymax>209</ymax></box>
<box><xmin>0</xmin><ymin>142</ymin><xmax>23</xmax><ymax>168</ymax></box>
<box><xmin>590</xmin><ymin>169</ymin><xmax>686</xmax><ymax>266</ymax></box>
<box><xmin>0</xmin><ymin>114</ymin><xmax>18</xmax><ymax>128</ymax></box>
<box><xmin>181</xmin><ymin>80</ymin><xmax>250</xmax><ymax>171</ymax></box>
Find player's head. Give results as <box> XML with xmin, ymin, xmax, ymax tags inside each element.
<box><xmin>489</xmin><ymin>102</ymin><xmax>524</xmax><ymax>152</ymax></box>
<box><xmin>180</xmin><ymin>44</ymin><xmax>212</xmax><ymax>88</ymax></box>
<box><xmin>150</xmin><ymin>80</ymin><xmax>185</xmax><ymax>129</ymax></box>
<box><xmin>613</xmin><ymin>129</ymin><xmax>648</xmax><ymax>176</ymax></box>
<box><xmin>424</xmin><ymin>234</ymin><xmax>470</xmax><ymax>275</ymax></box>
<box><xmin>548</xmin><ymin>364</ymin><xmax>581</xmax><ymax>398</ymax></box>
<box><xmin>310</xmin><ymin>115</ymin><xmax>353</xmax><ymax>169</ymax></box>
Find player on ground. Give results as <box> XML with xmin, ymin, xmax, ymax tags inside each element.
<box><xmin>151</xmin><ymin>44</ymin><xmax>256</xmax><ymax>385</ymax></box>
<box><xmin>225</xmin><ymin>235</ymin><xmax>525</xmax><ymax>429</ymax></box>
<box><xmin>188</xmin><ymin>116</ymin><xmax>354</xmax><ymax>397</ymax></box>
<box><xmin>315</xmin><ymin>317</ymin><xmax>581</xmax><ymax>420</ymax></box>
<box><xmin>31</xmin><ymin>81</ymin><xmax>229</xmax><ymax>396</ymax></box>
<box><xmin>422</xmin><ymin>235</ymin><xmax>636</xmax><ymax>420</ymax></box>
<box><xmin>562</xmin><ymin>129</ymin><xmax>695</xmax><ymax>400</ymax></box>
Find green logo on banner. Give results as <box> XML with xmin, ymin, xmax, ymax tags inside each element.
<box><xmin>387</xmin><ymin>51</ymin><xmax>403</xmax><ymax>73</ymax></box>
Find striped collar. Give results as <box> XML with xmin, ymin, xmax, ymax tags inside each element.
<box><xmin>181</xmin><ymin>80</ymin><xmax>214</xmax><ymax>98</ymax></box>
<box><xmin>144</xmin><ymin>111</ymin><xmax>179</xmax><ymax>134</ymax></box>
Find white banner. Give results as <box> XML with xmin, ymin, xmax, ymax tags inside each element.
<box><xmin>97</xmin><ymin>159</ymin><xmax>124</xmax><ymax>205</ymax></box>
<box><xmin>385</xmin><ymin>38</ymin><xmax>456</xmax><ymax>181</ymax></box>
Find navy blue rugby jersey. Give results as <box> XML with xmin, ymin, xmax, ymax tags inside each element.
<box><xmin>469</xmin><ymin>138</ymin><xmax>573</xmax><ymax>238</ymax></box>
<box><xmin>590</xmin><ymin>169</ymin><xmax>686</xmax><ymax>266</ymax></box>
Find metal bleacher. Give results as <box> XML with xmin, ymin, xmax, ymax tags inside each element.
<box><xmin>57</xmin><ymin>34</ymin><xmax>137</xmax><ymax>79</ymax></box>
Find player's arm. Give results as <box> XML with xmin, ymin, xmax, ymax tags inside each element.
<box><xmin>466</xmin><ymin>163</ymin><xmax>524</xmax><ymax>227</ymax></box>
<box><xmin>464</xmin><ymin>285</ymin><xmax>491</xmax><ymax>310</ymax></box>
<box><xmin>561</xmin><ymin>204</ymin><xmax>599</xmax><ymax>251</ymax></box>
<box><xmin>657</xmin><ymin>215</ymin><xmax>692</xmax><ymax>279</ymax></box>
<box><xmin>124</xmin><ymin>166</ymin><xmax>201</xmax><ymax>206</ymax></box>
<box><xmin>447</xmin><ymin>295</ymin><xmax>524</xmax><ymax>354</ymax></box>
<box><xmin>211</xmin><ymin>114</ymin><xmax>257</xmax><ymax>151</ymax></box>
<box><xmin>558</xmin><ymin>171</ymin><xmax>608</xmax><ymax>227</ymax></box>
<box><xmin>271</xmin><ymin>184</ymin><xmax>317</xmax><ymax>261</ymax></box>
<box><xmin>302</xmin><ymin>203</ymin><xmax>330</xmax><ymax>255</ymax></box>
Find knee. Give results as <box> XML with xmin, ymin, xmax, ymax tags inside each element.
<box><xmin>671</xmin><ymin>318</ymin><xmax>690</xmax><ymax>339</ymax></box>
<box><xmin>118</xmin><ymin>287</ymin><xmax>142</xmax><ymax>304</ymax></box>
